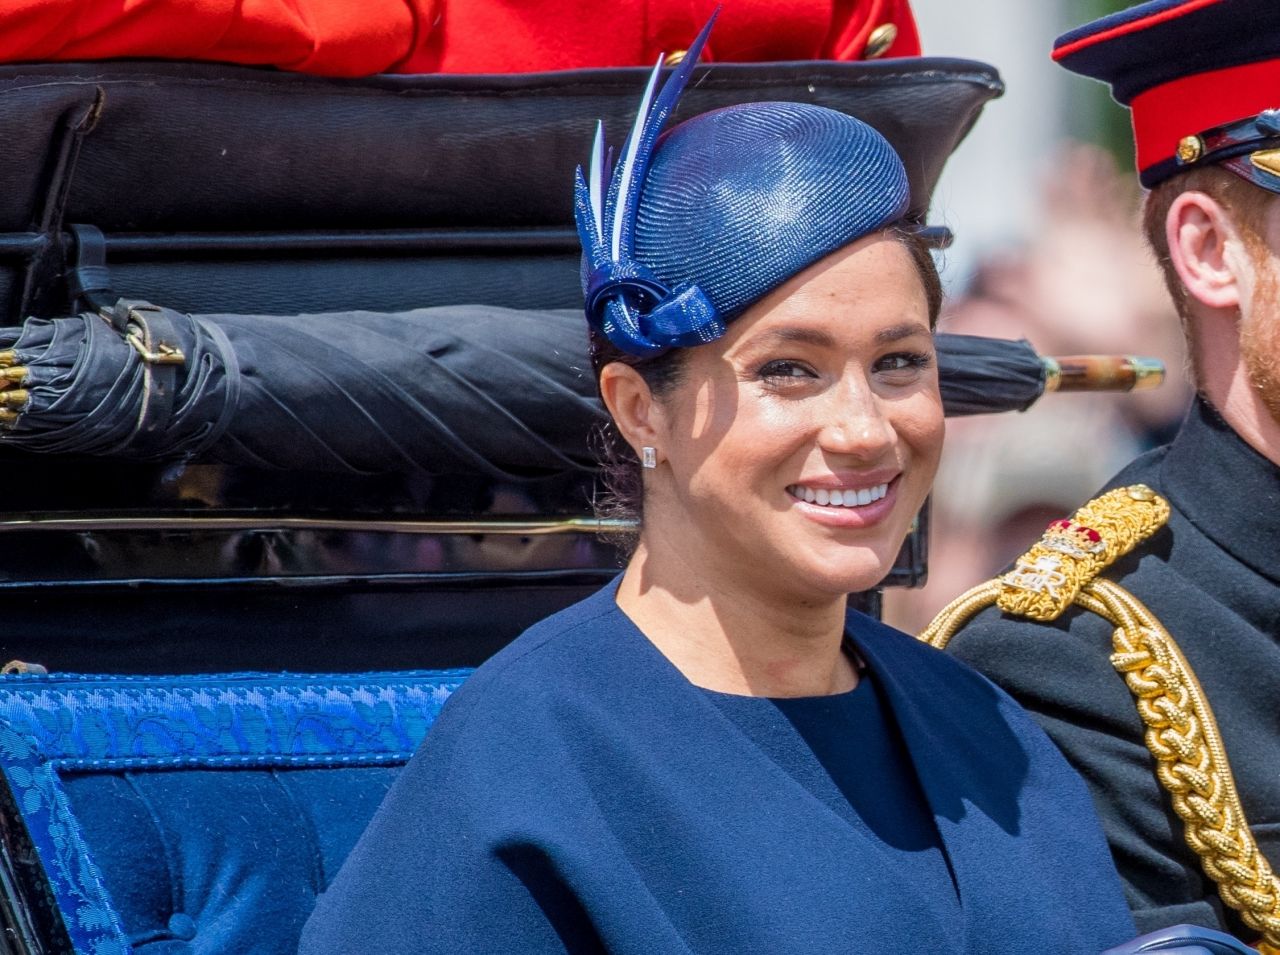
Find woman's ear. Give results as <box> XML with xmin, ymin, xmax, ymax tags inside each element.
<box><xmin>1166</xmin><ymin>191</ymin><xmax>1247</xmax><ymax>312</ymax></box>
<box><xmin>598</xmin><ymin>362</ymin><xmax>665</xmax><ymax>457</ymax></box>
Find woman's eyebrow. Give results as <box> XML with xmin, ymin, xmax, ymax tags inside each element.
<box><xmin>759</xmin><ymin>327</ymin><xmax>837</xmax><ymax>348</ymax></box>
<box><xmin>752</xmin><ymin>321</ymin><xmax>929</xmax><ymax>351</ymax></box>
<box><xmin>875</xmin><ymin>322</ymin><xmax>931</xmax><ymax>344</ymax></box>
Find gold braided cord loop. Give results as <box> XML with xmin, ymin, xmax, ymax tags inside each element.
<box><xmin>918</xmin><ymin>485</ymin><xmax>1280</xmax><ymax>949</ymax></box>
<box><xmin>919</xmin><ymin>580</ymin><xmax>1001</xmax><ymax>650</ymax></box>
<box><xmin>1085</xmin><ymin>580</ymin><xmax>1280</xmax><ymax>950</ymax></box>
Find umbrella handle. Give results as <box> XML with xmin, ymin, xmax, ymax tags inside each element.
<box><xmin>1041</xmin><ymin>355</ymin><xmax>1165</xmax><ymax>393</ymax></box>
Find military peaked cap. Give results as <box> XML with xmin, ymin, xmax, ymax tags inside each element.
<box><xmin>1054</xmin><ymin>0</ymin><xmax>1280</xmax><ymax>190</ymax></box>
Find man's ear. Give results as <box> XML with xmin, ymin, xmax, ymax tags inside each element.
<box><xmin>1166</xmin><ymin>191</ymin><xmax>1247</xmax><ymax>311</ymax></box>
<box><xmin>598</xmin><ymin>361</ymin><xmax>665</xmax><ymax>457</ymax></box>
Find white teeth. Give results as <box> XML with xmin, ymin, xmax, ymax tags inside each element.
<box><xmin>788</xmin><ymin>482</ymin><xmax>890</xmax><ymax>508</ymax></box>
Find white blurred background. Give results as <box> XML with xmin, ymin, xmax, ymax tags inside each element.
<box><xmin>912</xmin><ymin>0</ymin><xmax>1122</xmax><ymax>287</ymax></box>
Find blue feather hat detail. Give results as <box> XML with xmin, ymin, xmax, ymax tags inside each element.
<box><xmin>574</xmin><ymin>14</ymin><xmax>912</xmax><ymax>357</ymax></box>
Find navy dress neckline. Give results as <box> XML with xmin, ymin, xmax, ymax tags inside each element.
<box><xmin>703</xmin><ymin>665</ymin><xmax>961</xmax><ymax>931</ymax></box>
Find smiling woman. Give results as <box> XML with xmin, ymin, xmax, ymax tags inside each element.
<box><xmin>591</xmin><ymin>225</ymin><xmax>943</xmax><ymax>540</ymax></box>
<box><xmin>299</xmin><ymin>16</ymin><xmax>1142</xmax><ymax>955</ymax></box>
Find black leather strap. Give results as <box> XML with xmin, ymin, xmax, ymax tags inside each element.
<box><xmin>110</xmin><ymin>299</ymin><xmax>185</xmax><ymax>454</ymax></box>
<box><xmin>66</xmin><ymin>224</ymin><xmax>115</xmax><ymax>316</ymax></box>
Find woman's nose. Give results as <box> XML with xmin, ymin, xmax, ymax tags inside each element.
<box><xmin>817</xmin><ymin>388</ymin><xmax>895</xmax><ymax>459</ymax></box>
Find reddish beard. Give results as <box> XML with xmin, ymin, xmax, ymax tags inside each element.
<box><xmin>1243</xmin><ymin>246</ymin><xmax>1280</xmax><ymax>427</ymax></box>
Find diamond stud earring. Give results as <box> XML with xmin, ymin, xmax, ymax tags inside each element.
<box><xmin>642</xmin><ymin>447</ymin><xmax>657</xmax><ymax>469</ymax></box>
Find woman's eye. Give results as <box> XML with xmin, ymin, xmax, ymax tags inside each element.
<box><xmin>874</xmin><ymin>352</ymin><xmax>933</xmax><ymax>375</ymax></box>
<box><xmin>758</xmin><ymin>359</ymin><xmax>818</xmax><ymax>381</ymax></box>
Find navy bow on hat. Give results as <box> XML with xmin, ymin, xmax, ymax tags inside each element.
<box><xmin>574</xmin><ymin>14</ymin><xmax>911</xmax><ymax>357</ymax></box>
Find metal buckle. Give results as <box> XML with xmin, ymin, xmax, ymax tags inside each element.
<box><xmin>123</xmin><ymin>304</ymin><xmax>185</xmax><ymax>365</ymax></box>
<box><xmin>126</xmin><ymin>328</ymin><xmax>185</xmax><ymax>365</ymax></box>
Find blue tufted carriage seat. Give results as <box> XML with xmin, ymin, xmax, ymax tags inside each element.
<box><xmin>0</xmin><ymin>669</ymin><xmax>470</xmax><ymax>954</ymax></box>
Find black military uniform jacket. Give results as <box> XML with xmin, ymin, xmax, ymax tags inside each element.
<box><xmin>948</xmin><ymin>398</ymin><xmax>1280</xmax><ymax>937</ymax></box>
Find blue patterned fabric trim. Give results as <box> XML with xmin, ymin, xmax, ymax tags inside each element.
<box><xmin>0</xmin><ymin>670</ymin><xmax>471</xmax><ymax>771</ymax></box>
<box><xmin>0</xmin><ymin>722</ymin><xmax>131</xmax><ymax>954</ymax></box>
<box><xmin>0</xmin><ymin>669</ymin><xmax>471</xmax><ymax>953</ymax></box>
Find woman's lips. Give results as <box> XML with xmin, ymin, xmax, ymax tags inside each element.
<box><xmin>785</xmin><ymin>475</ymin><xmax>901</xmax><ymax>528</ymax></box>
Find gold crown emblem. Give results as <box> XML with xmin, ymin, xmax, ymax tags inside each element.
<box><xmin>1040</xmin><ymin>519</ymin><xmax>1106</xmax><ymax>558</ymax></box>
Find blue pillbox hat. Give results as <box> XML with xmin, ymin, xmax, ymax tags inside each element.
<box><xmin>575</xmin><ymin>15</ymin><xmax>910</xmax><ymax>357</ymax></box>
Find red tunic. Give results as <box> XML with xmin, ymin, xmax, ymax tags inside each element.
<box><xmin>0</xmin><ymin>0</ymin><xmax>920</xmax><ymax>77</ymax></box>
<box><xmin>413</xmin><ymin>0</ymin><xmax>922</xmax><ymax>72</ymax></box>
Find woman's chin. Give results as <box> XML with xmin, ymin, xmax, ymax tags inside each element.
<box><xmin>773</xmin><ymin>523</ymin><xmax>910</xmax><ymax>596</ymax></box>
<box><xmin>773</xmin><ymin>552</ymin><xmax>898</xmax><ymax>601</ymax></box>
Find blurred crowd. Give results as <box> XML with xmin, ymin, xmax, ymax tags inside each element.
<box><xmin>885</xmin><ymin>144</ymin><xmax>1193</xmax><ymax>634</ymax></box>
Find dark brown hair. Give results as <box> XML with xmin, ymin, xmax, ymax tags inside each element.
<box><xmin>589</xmin><ymin>225</ymin><xmax>944</xmax><ymax>546</ymax></box>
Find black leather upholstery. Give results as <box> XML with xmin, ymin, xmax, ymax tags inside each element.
<box><xmin>0</xmin><ymin>58</ymin><xmax>1001</xmax><ymax>319</ymax></box>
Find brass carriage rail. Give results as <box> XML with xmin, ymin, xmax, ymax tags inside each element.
<box><xmin>0</xmin><ymin>224</ymin><xmax>955</xmax><ymax>257</ymax></box>
<box><xmin>0</xmin><ymin>515</ymin><xmax>634</xmax><ymax>535</ymax></box>
<box><xmin>0</xmin><ymin>227</ymin><xmax>585</xmax><ymax>257</ymax></box>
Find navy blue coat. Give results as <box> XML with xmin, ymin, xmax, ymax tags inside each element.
<box><xmin>947</xmin><ymin>399</ymin><xmax>1280</xmax><ymax>939</ymax></box>
<box><xmin>301</xmin><ymin>584</ymin><xmax>1135</xmax><ymax>953</ymax></box>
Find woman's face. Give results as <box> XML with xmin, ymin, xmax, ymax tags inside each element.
<box><xmin>642</xmin><ymin>233</ymin><xmax>944</xmax><ymax>603</ymax></box>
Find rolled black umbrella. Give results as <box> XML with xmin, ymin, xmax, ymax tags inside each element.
<box><xmin>936</xmin><ymin>333</ymin><xmax>1166</xmax><ymax>416</ymax></box>
<box><xmin>0</xmin><ymin>302</ymin><xmax>606</xmax><ymax>479</ymax></box>
<box><xmin>0</xmin><ymin>303</ymin><xmax>1164</xmax><ymax>476</ymax></box>
<box><xmin>937</xmin><ymin>334</ymin><xmax>1046</xmax><ymax>416</ymax></box>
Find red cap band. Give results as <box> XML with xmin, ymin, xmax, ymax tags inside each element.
<box><xmin>1129</xmin><ymin>58</ymin><xmax>1280</xmax><ymax>175</ymax></box>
